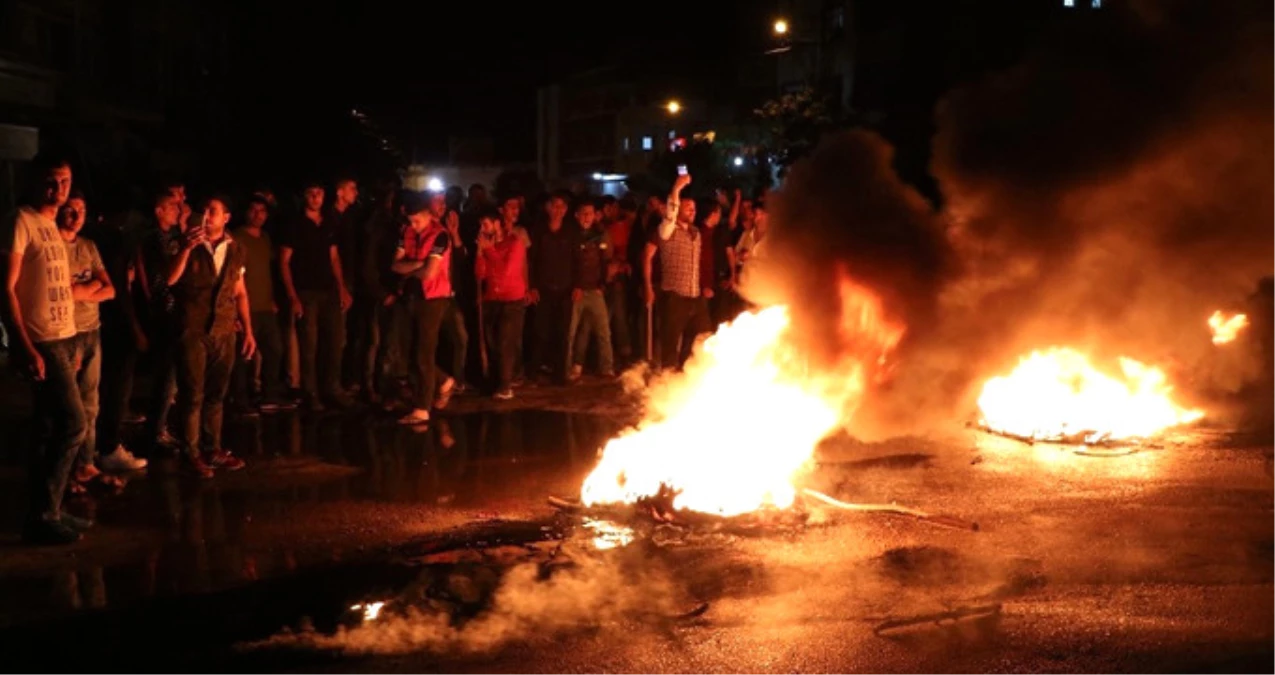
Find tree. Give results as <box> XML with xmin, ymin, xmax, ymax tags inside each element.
<box><xmin>754</xmin><ymin>86</ymin><xmax>839</xmax><ymax>172</ymax></box>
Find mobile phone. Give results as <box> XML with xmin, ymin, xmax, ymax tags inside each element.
<box><xmin>677</xmin><ymin>164</ymin><xmax>688</xmax><ymax>176</ymax></box>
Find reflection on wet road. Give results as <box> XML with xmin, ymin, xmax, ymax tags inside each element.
<box><xmin>0</xmin><ymin>409</ymin><xmax>622</xmax><ymax>626</ymax></box>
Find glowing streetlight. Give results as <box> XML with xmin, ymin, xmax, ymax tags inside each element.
<box><xmin>773</xmin><ymin>18</ymin><xmax>789</xmax><ymax>35</ymax></box>
<box><xmin>665</xmin><ymin>99</ymin><xmax>682</xmax><ymax>115</ymax></box>
<box><xmin>732</xmin><ymin>156</ymin><xmax>744</xmax><ymax>167</ymax></box>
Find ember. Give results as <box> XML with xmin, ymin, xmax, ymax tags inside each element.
<box><xmin>581</xmin><ymin>280</ymin><xmax>902</xmax><ymax>517</ymax></box>
<box><xmin>1208</xmin><ymin>310</ymin><xmax>1249</xmax><ymax>345</ymax></box>
<box><xmin>977</xmin><ymin>348</ymin><xmax>1203</xmax><ymax>444</ymax></box>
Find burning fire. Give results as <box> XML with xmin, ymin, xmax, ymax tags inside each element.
<box><xmin>1207</xmin><ymin>310</ymin><xmax>1248</xmax><ymax>345</ymax></box>
<box><xmin>581</xmin><ymin>281</ymin><xmax>903</xmax><ymax>517</ymax></box>
<box><xmin>977</xmin><ymin>348</ymin><xmax>1203</xmax><ymax>443</ymax></box>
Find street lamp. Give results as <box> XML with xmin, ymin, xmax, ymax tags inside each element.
<box><xmin>773</xmin><ymin>18</ymin><xmax>789</xmax><ymax>36</ymax></box>
<box><xmin>665</xmin><ymin>99</ymin><xmax>682</xmax><ymax>115</ymax></box>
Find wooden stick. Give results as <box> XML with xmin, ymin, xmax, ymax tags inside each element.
<box><xmin>873</xmin><ymin>603</ymin><xmax>1001</xmax><ymax>635</ymax></box>
<box><xmin>801</xmin><ymin>488</ymin><xmax>979</xmax><ymax>532</ymax></box>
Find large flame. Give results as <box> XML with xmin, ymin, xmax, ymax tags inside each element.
<box><xmin>1207</xmin><ymin>310</ymin><xmax>1248</xmax><ymax>345</ymax></box>
<box><xmin>581</xmin><ymin>281</ymin><xmax>902</xmax><ymax>517</ymax></box>
<box><xmin>977</xmin><ymin>348</ymin><xmax>1203</xmax><ymax>443</ymax></box>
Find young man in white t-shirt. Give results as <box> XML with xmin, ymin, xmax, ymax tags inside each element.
<box><xmin>57</xmin><ymin>192</ymin><xmax>147</xmax><ymax>492</ymax></box>
<box><xmin>0</xmin><ymin>155</ymin><xmax>89</xmax><ymax>545</ymax></box>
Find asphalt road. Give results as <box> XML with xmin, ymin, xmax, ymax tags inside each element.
<box><xmin>0</xmin><ymin>392</ymin><xmax>1270</xmax><ymax>672</ymax></box>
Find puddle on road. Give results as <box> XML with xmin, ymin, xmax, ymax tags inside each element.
<box><xmin>0</xmin><ymin>409</ymin><xmax>623</xmax><ymax>627</ymax></box>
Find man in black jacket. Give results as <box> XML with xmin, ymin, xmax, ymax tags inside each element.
<box><xmin>527</xmin><ymin>192</ymin><xmax>577</xmax><ymax>384</ymax></box>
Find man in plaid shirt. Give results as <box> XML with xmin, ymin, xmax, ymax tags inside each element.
<box><xmin>648</xmin><ymin>172</ymin><xmax>711</xmax><ymax>371</ymax></box>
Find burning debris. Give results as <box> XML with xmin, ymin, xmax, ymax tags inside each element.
<box><xmin>581</xmin><ymin>292</ymin><xmax>903</xmax><ymax>518</ymax></box>
<box><xmin>1208</xmin><ymin>310</ymin><xmax>1250</xmax><ymax>346</ymax></box>
<box><xmin>975</xmin><ymin>348</ymin><xmax>1202</xmax><ymax>446</ymax></box>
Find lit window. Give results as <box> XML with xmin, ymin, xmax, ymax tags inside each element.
<box><xmin>623</xmin><ymin>137</ymin><xmax>630</xmax><ymax>151</ymax></box>
<box><xmin>1063</xmin><ymin>0</ymin><xmax>1074</xmax><ymax>6</ymax></box>
<box><xmin>668</xmin><ymin>130</ymin><xmax>676</xmax><ymax>140</ymax></box>
<box><xmin>642</xmin><ymin>136</ymin><xmax>653</xmax><ymax>151</ymax></box>
<box><xmin>1091</xmin><ymin>0</ymin><xmax>1101</xmax><ymax>6</ymax></box>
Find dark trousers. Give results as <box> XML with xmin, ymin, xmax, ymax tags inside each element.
<box><xmin>28</xmin><ymin>337</ymin><xmax>87</xmax><ymax>524</ymax></box>
<box><xmin>97</xmin><ymin>325</ymin><xmax>137</xmax><ymax>455</ymax></box>
<box><xmin>233</xmin><ymin>309</ymin><xmax>285</xmax><ymax>402</ymax></box>
<box><xmin>483</xmin><ymin>300</ymin><xmax>526</xmax><ymax>391</ymax></box>
<box><xmin>342</xmin><ymin>294</ymin><xmax>373</xmax><ymax>389</ymax></box>
<box><xmin>440</xmin><ymin>298</ymin><xmax>468</xmax><ymax>387</ymax></box>
<box><xmin>73</xmin><ymin>330</ymin><xmax>102</xmax><ymax>471</ymax></box>
<box><xmin>175</xmin><ymin>330</ymin><xmax>236</xmax><ymax>456</ymax></box>
<box><xmin>370</xmin><ymin>298</ymin><xmax>410</xmax><ymax>396</ymax></box>
<box><xmin>606</xmin><ymin>279</ymin><xmax>633</xmax><ymax>360</ymax></box>
<box><xmin>408</xmin><ymin>297</ymin><xmax>450</xmax><ymax>410</ymax></box>
<box><xmin>660</xmin><ymin>292</ymin><xmax>711</xmax><ymax>371</ymax></box>
<box><xmin>297</xmin><ymin>290</ymin><xmax>344</xmax><ymax>398</ymax></box>
<box><xmin>144</xmin><ymin>320</ymin><xmax>178</xmax><ymax>443</ymax></box>
<box><xmin>530</xmin><ymin>288</ymin><xmax>572</xmax><ymax>381</ymax></box>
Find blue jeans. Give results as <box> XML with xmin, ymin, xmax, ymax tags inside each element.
<box><xmin>73</xmin><ymin>330</ymin><xmax>102</xmax><ymax>470</ymax></box>
<box><xmin>29</xmin><ymin>337</ymin><xmax>87</xmax><ymax>524</ymax></box>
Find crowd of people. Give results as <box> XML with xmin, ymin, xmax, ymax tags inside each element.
<box><xmin>0</xmin><ymin>153</ymin><xmax>770</xmax><ymax>545</ymax></box>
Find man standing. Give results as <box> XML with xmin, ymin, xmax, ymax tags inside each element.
<box><xmin>332</xmin><ymin>176</ymin><xmax>367</xmax><ymax>392</ymax></box>
<box><xmin>649</xmin><ymin>173</ymin><xmax>710</xmax><ymax>371</ymax></box>
<box><xmin>393</xmin><ymin>195</ymin><xmax>453</xmax><ymax>425</ymax></box>
<box><xmin>232</xmin><ymin>195</ymin><xmax>289</xmax><ymax>410</ymax></box>
<box><xmin>474</xmin><ymin>207</ymin><xmax>527</xmax><ymax>400</ymax></box>
<box><xmin>567</xmin><ymin>200</ymin><xmax>614</xmax><ymax>380</ymax></box>
<box><xmin>166</xmin><ymin>196</ymin><xmax>254</xmax><ymax>477</ymax></box>
<box><xmin>527</xmin><ymin>193</ymin><xmax>576</xmax><ymax>384</ymax></box>
<box><xmin>606</xmin><ymin>197</ymin><xmax>637</xmax><ymax>364</ymax></box>
<box><xmin>58</xmin><ymin>192</ymin><xmax>146</xmax><ymax>491</ymax></box>
<box><xmin>137</xmin><ymin>189</ymin><xmax>186</xmax><ymax>449</ymax></box>
<box><xmin>279</xmin><ymin>180</ymin><xmax>353</xmax><ymax>411</ymax></box>
<box><xmin>1</xmin><ymin>155</ymin><xmax>87</xmax><ymax>544</ymax></box>
<box><xmin>430</xmin><ymin>191</ymin><xmax>469</xmax><ymax>397</ymax></box>
<box><xmin>89</xmin><ymin>188</ymin><xmax>149</xmax><ymax>470</ymax></box>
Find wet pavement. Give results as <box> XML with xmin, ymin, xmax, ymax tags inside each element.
<box><xmin>0</xmin><ymin>376</ymin><xmax>1270</xmax><ymax>672</ymax></box>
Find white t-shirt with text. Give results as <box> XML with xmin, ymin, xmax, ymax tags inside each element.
<box><xmin>1</xmin><ymin>207</ymin><xmax>76</xmax><ymax>343</ymax></box>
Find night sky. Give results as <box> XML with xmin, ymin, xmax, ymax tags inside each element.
<box><xmin>232</xmin><ymin>1</ymin><xmax>765</xmax><ymax>168</ymax></box>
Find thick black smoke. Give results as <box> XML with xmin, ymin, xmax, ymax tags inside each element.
<box><xmin>753</xmin><ymin>0</ymin><xmax>1273</xmax><ymax>437</ymax></box>
<box><xmin>744</xmin><ymin>130</ymin><xmax>955</xmax><ymax>370</ymax></box>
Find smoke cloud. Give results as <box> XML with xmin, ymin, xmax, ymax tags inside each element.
<box><xmin>247</xmin><ymin>552</ymin><xmax>680</xmax><ymax>656</ymax></box>
<box><xmin>752</xmin><ymin>0</ymin><xmax>1273</xmax><ymax>437</ymax></box>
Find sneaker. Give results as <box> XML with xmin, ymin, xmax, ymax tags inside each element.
<box><xmin>99</xmin><ymin>445</ymin><xmax>148</xmax><ymax>473</ymax></box>
<box><xmin>434</xmin><ymin>377</ymin><xmax>456</xmax><ymax>409</ymax></box>
<box><xmin>397</xmin><ymin>409</ymin><xmax>431</xmax><ymax>425</ymax></box>
<box><xmin>22</xmin><ymin>519</ymin><xmax>82</xmax><ymax>545</ymax></box>
<box><xmin>73</xmin><ymin>464</ymin><xmax>102</xmax><ymax>485</ymax></box>
<box><xmin>185</xmin><ymin>456</ymin><xmax>215</xmax><ymax>479</ymax></box>
<box><xmin>205</xmin><ymin>449</ymin><xmax>246</xmax><ymax>471</ymax></box>
<box><xmin>59</xmin><ymin>513</ymin><xmax>95</xmax><ymax>531</ymax></box>
<box><xmin>493</xmin><ymin>388</ymin><xmax>514</xmax><ymax>400</ymax></box>
<box><xmin>123</xmin><ymin>412</ymin><xmax>147</xmax><ymax>425</ymax></box>
<box><xmin>155</xmin><ymin>430</ymin><xmax>181</xmax><ymax>449</ymax></box>
<box><xmin>569</xmin><ymin>364</ymin><xmax>583</xmax><ymax>382</ymax></box>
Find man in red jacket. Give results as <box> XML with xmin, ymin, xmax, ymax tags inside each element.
<box><xmin>474</xmin><ymin>206</ymin><xmax>528</xmax><ymax>400</ymax></box>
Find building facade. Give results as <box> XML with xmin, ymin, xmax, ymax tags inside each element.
<box><xmin>0</xmin><ymin>0</ymin><xmax>230</xmax><ymax>208</ymax></box>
